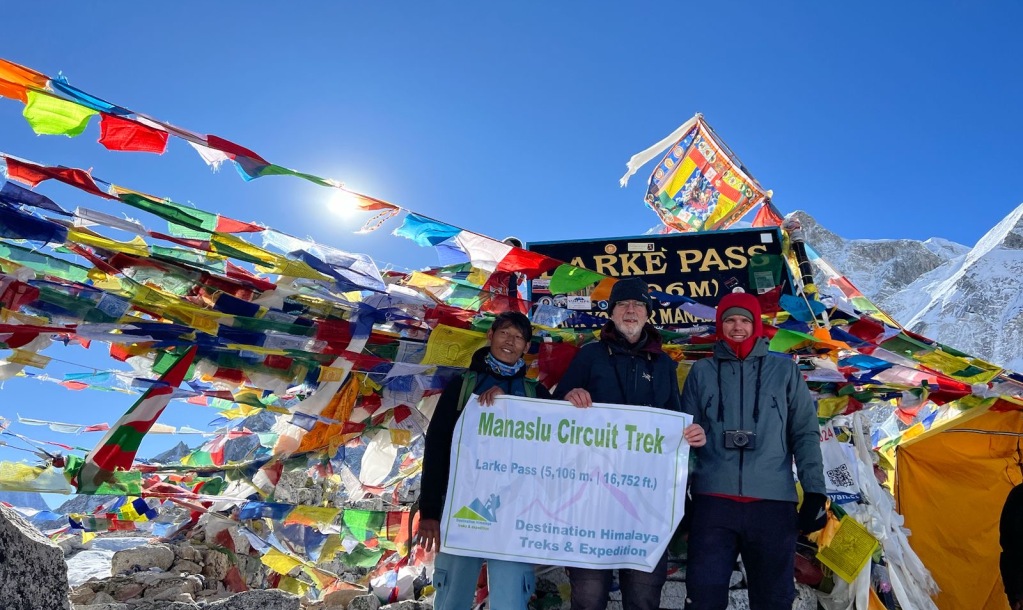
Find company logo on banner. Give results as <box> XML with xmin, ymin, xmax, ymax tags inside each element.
<box><xmin>440</xmin><ymin>396</ymin><xmax>692</xmax><ymax>571</ymax></box>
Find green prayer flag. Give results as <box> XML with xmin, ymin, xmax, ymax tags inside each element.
<box><xmin>549</xmin><ymin>264</ymin><xmax>604</xmax><ymax>294</ymax></box>
<box><xmin>0</xmin><ymin>242</ymin><xmax>91</xmax><ymax>283</ymax></box>
<box><xmin>342</xmin><ymin>509</ymin><xmax>386</xmax><ymax>540</ymax></box>
<box><xmin>255</xmin><ymin>164</ymin><xmax>335</xmax><ymax>187</ymax></box>
<box><xmin>91</xmin><ymin>470</ymin><xmax>143</xmax><ymax>496</ymax></box>
<box><xmin>23</xmin><ymin>90</ymin><xmax>97</xmax><ymax>136</ymax></box>
<box><xmin>880</xmin><ymin>333</ymin><xmax>930</xmax><ymax>357</ymax></box>
<box><xmin>118</xmin><ymin>193</ymin><xmax>212</xmax><ymax>231</ymax></box>
<box><xmin>340</xmin><ymin>544</ymin><xmax>384</xmax><ymax>568</ymax></box>
<box><xmin>768</xmin><ymin>328</ymin><xmax>815</xmax><ymax>353</ymax></box>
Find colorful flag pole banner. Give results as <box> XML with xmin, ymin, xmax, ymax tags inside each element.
<box><xmin>74</xmin><ymin>345</ymin><xmax>197</xmax><ymax>493</ymax></box>
<box><xmin>440</xmin><ymin>396</ymin><xmax>691</xmax><ymax>571</ymax></box>
<box><xmin>620</xmin><ymin>114</ymin><xmax>769</xmax><ymax>233</ymax></box>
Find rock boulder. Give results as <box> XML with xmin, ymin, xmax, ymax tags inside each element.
<box><xmin>0</xmin><ymin>503</ymin><xmax>71</xmax><ymax>610</ymax></box>
<box><xmin>110</xmin><ymin>543</ymin><xmax>175</xmax><ymax>575</ymax></box>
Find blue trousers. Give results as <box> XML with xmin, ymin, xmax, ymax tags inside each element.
<box><xmin>684</xmin><ymin>495</ymin><xmax>798</xmax><ymax>610</ymax></box>
<box><xmin>433</xmin><ymin>551</ymin><xmax>535</xmax><ymax>610</ymax></box>
<box><xmin>568</xmin><ymin>551</ymin><xmax>669</xmax><ymax>610</ymax></box>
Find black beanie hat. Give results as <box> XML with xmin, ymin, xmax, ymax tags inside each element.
<box><xmin>609</xmin><ymin>277</ymin><xmax>651</xmax><ymax>311</ymax></box>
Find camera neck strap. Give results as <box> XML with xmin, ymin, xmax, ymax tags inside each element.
<box><xmin>716</xmin><ymin>357</ymin><xmax>763</xmax><ymax>425</ymax></box>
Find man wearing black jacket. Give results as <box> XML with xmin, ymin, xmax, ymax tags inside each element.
<box><xmin>420</xmin><ymin>311</ymin><xmax>552</xmax><ymax>610</ymax></box>
<box><xmin>554</xmin><ymin>277</ymin><xmax>706</xmax><ymax>610</ymax></box>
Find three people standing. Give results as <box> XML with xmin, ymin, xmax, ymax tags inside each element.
<box><xmin>422</xmin><ymin>282</ymin><xmax>824</xmax><ymax>610</ymax></box>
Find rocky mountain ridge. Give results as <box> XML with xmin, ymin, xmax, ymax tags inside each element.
<box><xmin>795</xmin><ymin>203</ymin><xmax>1023</xmax><ymax>371</ymax></box>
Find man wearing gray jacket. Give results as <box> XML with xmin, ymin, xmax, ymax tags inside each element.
<box><xmin>681</xmin><ymin>291</ymin><xmax>826</xmax><ymax>610</ymax></box>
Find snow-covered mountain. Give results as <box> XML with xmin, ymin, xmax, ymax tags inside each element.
<box><xmin>0</xmin><ymin>491</ymin><xmax>50</xmax><ymax>511</ymax></box>
<box><xmin>794</xmin><ymin>204</ymin><xmax>1023</xmax><ymax>371</ymax></box>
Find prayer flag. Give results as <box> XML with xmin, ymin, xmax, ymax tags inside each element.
<box><xmin>393</xmin><ymin>213</ymin><xmax>460</xmax><ymax>247</ymax></box>
<box><xmin>548</xmin><ymin>263</ymin><xmax>604</xmax><ymax>294</ymax></box>
<box><xmin>628</xmin><ymin>115</ymin><xmax>768</xmax><ymax>232</ymax></box>
<box><xmin>99</xmin><ymin>113</ymin><xmax>169</xmax><ymax>153</ymax></box>
<box><xmin>0</xmin><ymin>58</ymin><xmax>49</xmax><ymax>102</ymax></box>
<box><xmin>23</xmin><ymin>90</ymin><xmax>97</xmax><ymax>136</ymax></box>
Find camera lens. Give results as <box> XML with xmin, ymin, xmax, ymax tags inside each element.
<box><xmin>732</xmin><ymin>432</ymin><xmax>748</xmax><ymax>447</ymax></box>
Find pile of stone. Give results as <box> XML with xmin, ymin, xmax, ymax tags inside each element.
<box><xmin>3</xmin><ymin>497</ymin><xmax>822</xmax><ymax>610</ymax></box>
<box><xmin>68</xmin><ymin>539</ymin><xmax>267</xmax><ymax>606</ymax></box>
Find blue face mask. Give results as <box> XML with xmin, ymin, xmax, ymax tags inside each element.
<box><xmin>485</xmin><ymin>352</ymin><xmax>524</xmax><ymax>376</ymax></box>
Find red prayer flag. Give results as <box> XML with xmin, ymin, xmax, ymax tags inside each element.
<box><xmin>205</xmin><ymin>134</ymin><xmax>268</xmax><ymax>164</ymax></box>
<box><xmin>3</xmin><ymin>157</ymin><xmax>49</xmax><ymax>186</ymax></box>
<box><xmin>98</xmin><ymin>113</ymin><xmax>169</xmax><ymax>154</ymax></box>
<box><xmin>215</xmin><ymin>215</ymin><xmax>263</xmax><ymax>233</ymax></box>
<box><xmin>3</xmin><ymin>157</ymin><xmax>115</xmax><ymax>199</ymax></box>
<box><xmin>751</xmin><ymin>202</ymin><xmax>784</xmax><ymax>228</ymax></box>
<box><xmin>494</xmin><ymin>248</ymin><xmax>559</xmax><ymax>279</ymax></box>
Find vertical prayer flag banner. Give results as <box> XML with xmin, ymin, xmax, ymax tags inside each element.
<box><xmin>441</xmin><ymin>396</ymin><xmax>692</xmax><ymax>571</ymax></box>
<box><xmin>645</xmin><ymin>118</ymin><xmax>766</xmax><ymax>232</ymax></box>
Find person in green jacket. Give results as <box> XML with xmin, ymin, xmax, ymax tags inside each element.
<box><xmin>681</xmin><ymin>291</ymin><xmax>826</xmax><ymax>610</ymax></box>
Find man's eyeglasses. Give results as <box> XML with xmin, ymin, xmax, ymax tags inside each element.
<box><xmin>614</xmin><ymin>300</ymin><xmax>647</xmax><ymax>311</ymax></box>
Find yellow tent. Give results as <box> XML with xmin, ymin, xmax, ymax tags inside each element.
<box><xmin>896</xmin><ymin>405</ymin><xmax>1023</xmax><ymax>610</ymax></box>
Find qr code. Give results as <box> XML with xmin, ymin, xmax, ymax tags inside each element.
<box><xmin>827</xmin><ymin>464</ymin><xmax>855</xmax><ymax>488</ymax></box>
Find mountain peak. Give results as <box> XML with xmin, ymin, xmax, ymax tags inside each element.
<box><xmin>966</xmin><ymin>201</ymin><xmax>1023</xmax><ymax>260</ymax></box>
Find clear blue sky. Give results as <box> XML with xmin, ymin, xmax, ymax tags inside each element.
<box><xmin>1</xmin><ymin>2</ymin><xmax>1021</xmax><ymax>471</ymax></box>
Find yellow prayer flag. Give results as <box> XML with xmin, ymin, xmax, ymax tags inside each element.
<box><xmin>319</xmin><ymin>535</ymin><xmax>345</xmax><ymax>561</ymax></box>
<box><xmin>899</xmin><ymin>422</ymin><xmax>926</xmax><ymax>444</ymax></box>
<box><xmin>916</xmin><ymin>349</ymin><xmax>1002</xmax><ymax>384</ymax></box>
<box><xmin>210</xmin><ymin>234</ymin><xmax>332</xmax><ymax>281</ymax></box>
<box><xmin>816</xmin><ymin>515</ymin><xmax>878</xmax><ymax>583</ymax></box>
<box><xmin>217</xmin><ymin>405</ymin><xmax>260</xmax><ymax>420</ymax></box>
<box><xmin>80</xmin><ymin>531</ymin><xmax>97</xmax><ymax>545</ymax></box>
<box><xmin>465</xmin><ymin>267</ymin><xmax>490</xmax><ymax>286</ymax></box>
<box><xmin>390</xmin><ymin>429</ymin><xmax>412</xmax><ymax>447</ymax></box>
<box><xmin>421</xmin><ymin>324</ymin><xmax>488</xmax><ymax>368</ymax></box>
<box><xmin>283</xmin><ymin>505</ymin><xmax>342</xmax><ymax>527</ymax></box>
<box><xmin>67</xmin><ymin>228</ymin><xmax>150</xmax><ymax>258</ymax></box>
<box><xmin>6</xmin><ymin>349</ymin><xmax>51</xmax><ymax>369</ymax></box>
<box><xmin>406</xmin><ymin>271</ymin><xmax>448</xmax><ymax>289</ymax></box>
<box><xmin>163</xmin><ymin>304</ymin><xmax>222</xmax><ymax>336</ymax></box>
<box><xmin>318</xmin><ymin>365</ymin><xmax>348</xmax><ymax>383</ymax></box>
<box><xmin>817</xmin><ymin>396</ymin><xmax>851</xmax><ymax>420</ymax></box>
<box><xmin>0</xmin><ymin>309</ymin><xmax>48</xmax><ymax>326</ymax></box>
<box><xmin>119</xmin><ymin>502</ymin><xmax>140</xmax><ymax>521</ymax></box>
<box><xmin>277</xmin><ymin>576</ymin><xmax>309</xmax><ymax>595</ymax></box>
<box><xmin>260</xmin><ymin>548</ymin><xmax>303</xmax><ymax>575</ymax></box>
<box><xmin>224</xmin><ymin>344</ymin><xmax>290</xmax><ymax>356</ymax></box>
<box><xmin>360</xmin><ymin>374</ymin><xmax>382</xmax><ymax>394</ymax></box>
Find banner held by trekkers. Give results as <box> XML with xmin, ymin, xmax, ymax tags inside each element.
<box><xmin>440</xmin><ymin>395</ymin><xmax>692</xmax><ymax>571</ymax></box>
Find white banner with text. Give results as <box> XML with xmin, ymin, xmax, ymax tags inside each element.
<box><xmin>440</xmin><ymin>395</ymin><xmax>692</xmax><ymax>571</ymax></box>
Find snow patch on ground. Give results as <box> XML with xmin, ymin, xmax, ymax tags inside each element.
<box><xmin>66</xmin><ymin>536</ymin><xmax>149</xmax><ymax>587</ymax></box>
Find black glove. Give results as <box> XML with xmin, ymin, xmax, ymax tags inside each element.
<box><xmin>797</xmin><ymin>493</ymin><xmax>828</xmax><ymax>534</ymax></box>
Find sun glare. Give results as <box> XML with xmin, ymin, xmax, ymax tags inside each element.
<box><xmin>327</xmin><ymin>189</ymin><xmax>362</xmax><ymax>220</ymax></box>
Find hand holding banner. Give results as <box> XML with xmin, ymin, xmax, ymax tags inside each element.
<box><xmin>440</xmin><ymin>395</ymin><xmax>692</xmax><ymax>572</ymax></box>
